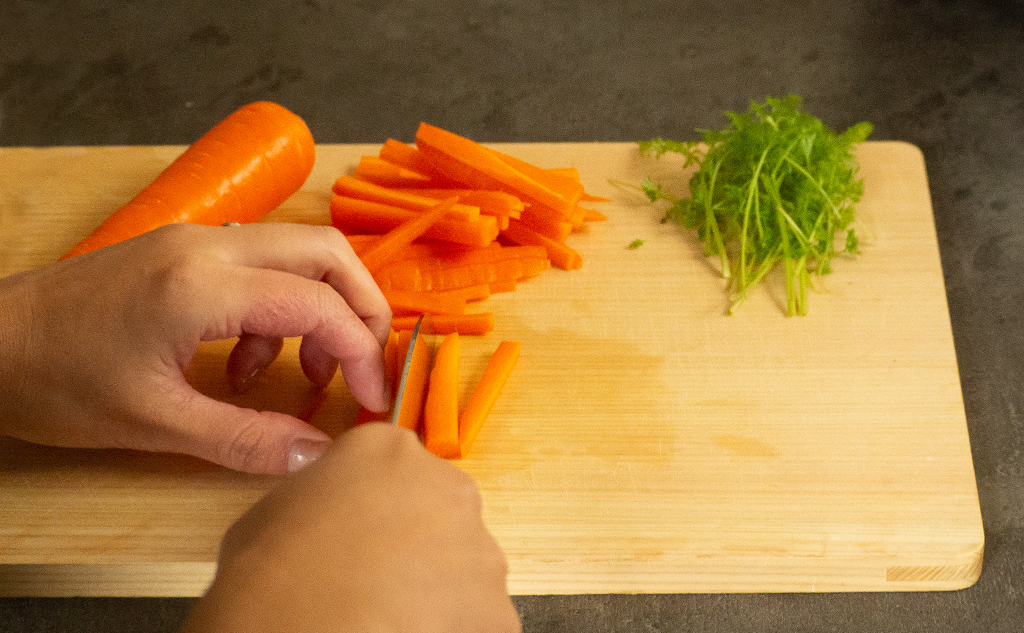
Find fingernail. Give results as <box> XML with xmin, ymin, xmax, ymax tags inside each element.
<box><xmin>287</xmin><ymin>439</ymin><xmax>329</xmax><ymax>473</ymax></box>
<box><xmin>232</xmin><ymin>367</ymin><xmax>261</xmax><ymax>394</ymax></box>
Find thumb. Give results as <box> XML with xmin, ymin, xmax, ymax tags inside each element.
<box><xmin>155</xmin><ymin>384</ymin><xmax>333</xmax><ymax>474</ymax></box>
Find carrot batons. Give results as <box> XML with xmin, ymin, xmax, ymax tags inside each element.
<box><xmin>391</xmin><ymin>313</ymin><xmax>495</xmax><ymax>336</ymax></box>
<box><xmin>423</xmin><ymin>332</ymin><xmax>462</xmax><ymax>458</ymax></box>
<box><xmin>339</xmin><ymin>125</ymin><xmax>605</xmax><ymax>458</ymax></box>
<box><xmin>458</xmin><ymin>341</ymin><xmax>521</xmax><ymax>457</ymax></box>
<box><xmin>61</xmin><ymin>101</ymin><xmax>315</xmax><ymax>260</ymax></box>
<box><xmin>357</xmin><ymin>197</ymin><xmax>459</xmax><ymax>273</ymax></box>
<box><xmin>394</xmin><ymin>331</ymin><xmax>432</xmax><ymax>432</ymax></box>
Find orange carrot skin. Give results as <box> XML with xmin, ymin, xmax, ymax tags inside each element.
<box><xmin>459</xmin><ymin>341</ymin><xmax>521</xmax><ymax>456</ymax></box>
<box><xmin>61</xmin><ymin>101</ymin><xmax>315</xmax><ymax>260</ymax></box>
<box><xmin>424</xmin><ymin>332</ymin><xmax>462</xmax><ymax>459</ymax></box>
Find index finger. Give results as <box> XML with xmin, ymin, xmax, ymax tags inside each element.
<box><xmin>216</xmin><ymin>223</ymin><xmax>392</xmax><ymax>345</ymax></box>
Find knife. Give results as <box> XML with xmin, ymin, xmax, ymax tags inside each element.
<box><xmin>390</xmin><ymin>314</ymin><xmax>430</xmax><ymax>425</ymax></box>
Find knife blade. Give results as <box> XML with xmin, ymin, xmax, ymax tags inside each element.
<box><xmin>390</xmin><ymin>314</ymin><xmax>429</xmax><ymax>426</ymax></box>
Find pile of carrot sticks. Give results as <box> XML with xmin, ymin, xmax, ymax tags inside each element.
<box><xmin>333</xmin><ymin>122</ymin><xmax>607</xmax><ymax>457</ymax></box>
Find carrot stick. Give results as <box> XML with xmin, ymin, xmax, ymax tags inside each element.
<box><xmin>378</xmin><ymin>139</ymin><xmax>461</xmax><ymax>185</ymax></box>
<box><xmin>441</xmin><ymin>283</ymin><xmax>492</xmax><ymax>303</ymax></box>
<box><xmin>61</xmin><ymin>101</ymin><xmax>315</xmax><ymax>260</ymax></box>
<box><xmin>358</xmin><ymin>197</ymin><xmax>459</xmax><ymax>273</ymax></box>
<box><xmin>391</xmin><ymin>313</ymin><xmax>494</xmax><ymax>335</ymax></box>
<box><xmin>518</xmin><ymin>207</ymin><xmax>574</xmax><ymax>242</ymax></box>
<box><xmin>353</xmin><ymin>156</ymin><xmax>448</xmax><ymax>188</ymax></box>
<box><xmin>375</xmin><ymin>250</ymin><xmax>549</xmax><ymax>293</ymax></box>
<box><xmin>395</xmin><ymin>189</ymin><xmax>525</xmax><ymax>221</ymax></box>
<box><xmin>424</xmin><ymin>332</ymin><xmax>461</xmax><ymax>459</ymax></box>
<box><xmin>459</xmin><ymin>341</ymin><xmax>520</xmax><ymax>456</ymax></box>
<box><xmin>394</xmin><ymin>329</ymin><xmax>432</xmax><ymax>432</ymax></box>
<box><xmin>384</xmin><ymin>288</ymin><xmax>467</xmax><ymax>316</ymax></box>
<box><xmin>333</xmin><ymin>176</ymin><xmax>480</xmax><ymax>221</ymax></box>
<box><xmin>330</xmin><ymin>196</ymin><xmax>499</xmax><ymax>248</ymax></box>
<box><xmin>415</xmin><ymin>123</ymin><xmax>578</xmax><ymax>219</ymax></box>
<box><xmin>581</xmin><ymin>207</ymin><xmax>609</xmax><ymax>222</ymax></box>
<box><xmin>483</xmin><ymin>146</ymin><xmax>585</xmax><ymax>213</ymax></box>
<box><xmin>356</xmin><ymin>329</ymin><xmax>403</xmax><ymax>425</ymax></box>
<box><xmin>545</xmin><ymin>167</ymin><xmax>612</xmax><ymax>202</ymax></box>
<box><xmin>501</xmin><ymin>220</ymin><xmax>583</xmax><ymax>270</ymax></box>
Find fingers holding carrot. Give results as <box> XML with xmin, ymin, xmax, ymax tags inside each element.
<box><xmin>0</xmin><ymin>222</ymin><xmax>391</xmax><ymax>474</ymax></box>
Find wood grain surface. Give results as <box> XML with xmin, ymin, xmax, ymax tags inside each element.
<box><xmin>0</xmin><ymin>141</ymin><xmax>984</xmax><ymax>596</ymax></box>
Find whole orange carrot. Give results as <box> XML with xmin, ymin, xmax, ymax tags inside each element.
<box><xmin>60</xmin><ymin>101</ymin><xmax>315</xmax><ymax>260</ymax></box>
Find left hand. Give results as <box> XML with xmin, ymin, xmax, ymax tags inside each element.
<box><xmin>0</xmin><ymin>222</ymin><xmax>392</xmax><ymax>474</ymax></box>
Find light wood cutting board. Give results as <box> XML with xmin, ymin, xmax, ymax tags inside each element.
<box><xmin>0</xmin><ymin>141</ymin><xmax>984</xmax><ymax>596</ymax></box>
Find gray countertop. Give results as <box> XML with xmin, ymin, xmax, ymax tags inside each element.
<box><xmin>2</xmin><ymin>1</ymin><xmax>1023</xmax><ymax>630</ymax></box>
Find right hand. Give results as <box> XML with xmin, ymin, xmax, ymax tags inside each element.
<box><xmin>181</xmin><ymin>423</ymin><xmax>521</xmax><ymax>633</ymax></box>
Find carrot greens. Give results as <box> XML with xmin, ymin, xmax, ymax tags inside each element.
<box><xmin>640</xmin><ymin>95</ymin><xmax>872</xmax><ymax>316</ymax></box>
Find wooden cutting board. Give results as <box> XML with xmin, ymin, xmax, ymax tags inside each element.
<box><xmin>0</xmin><ymin>141</ymin><xmax>983</xmax><ymax>596</ymax></box>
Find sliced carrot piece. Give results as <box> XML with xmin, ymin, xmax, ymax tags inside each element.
<box><xmin>424</xmin><ymin>332</ymin><xmax>461</xmax><ymax>459</ymax></box>
<box><xmin>483</xmin><ymin>146</ymin><xmax>585</xmax><ymax>212</ymax></box>
<box><xmin>331</xmin><ymin>196</ymin><xmax>499</xmax><ymax>249</ymax></box>
<box><xmin>379</xmin><ymin>138</ymin><xmax>461</xmax><ymax>185</ymax></box>
<box><xmin>358</xmin><ymin>197</ymin><xmax>459</xmax><ymax>273</ymax></box>
<box><xmin>545</xmin><ymin>167</ymin><xmax>612</xmax><ymax>202</ymax></box>
<box><xmin>459</xmin><ymin>341</ymin><xmax>520</xmax><ymax>456</ymax></box>
<box><xmin>518</xmin><ymin>207</ymin><xmax>574</xmax><ymax>242</ymax></box>
<box><xmin>415</xmin><ymin>122</ymin><xmax>578</xmax><ymax>219</ymax></box>
<box><xmin>394</xmin><ymin>329</ymin><xmax>432</xmax><ymax>432</ymax></box>
<box><xmin>391</xmin><ymin>313</ymin><xmax>494</xmax><ymax>335</ymax></box>
<box><xmin>333</xmin><ymin>176</ymin><xmax>480</xmax><ymax>221</ymax></box>
<box><xmin>353</xmin><ymin>156</ymin><xmax>449</xmax><ymax>188</ymax></box>
<box><xmin>384</xmin><ymin>288</ymin><xmax>467</xmax><ymax>316</ymax></box>
<box><xmin>501</xmin><ymin>220</ymin><xmax>583</xmax><ymax>270</ymax></box>
<box><xmin>397</xmin><ymin>189</ymin><xmax>525</xmax><ymax>220</ymax></box>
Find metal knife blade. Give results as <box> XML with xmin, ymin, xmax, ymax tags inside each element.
<box><xmin>390</xmin><ymin>314</ymin><xmax>426</xmax><ymax>425</ymax></box>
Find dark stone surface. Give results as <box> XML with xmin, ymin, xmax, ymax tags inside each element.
<box><xmin>2</xmin><ymin>0</ymin><xmax>1023</xmax><ymax>630</ymax></box>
